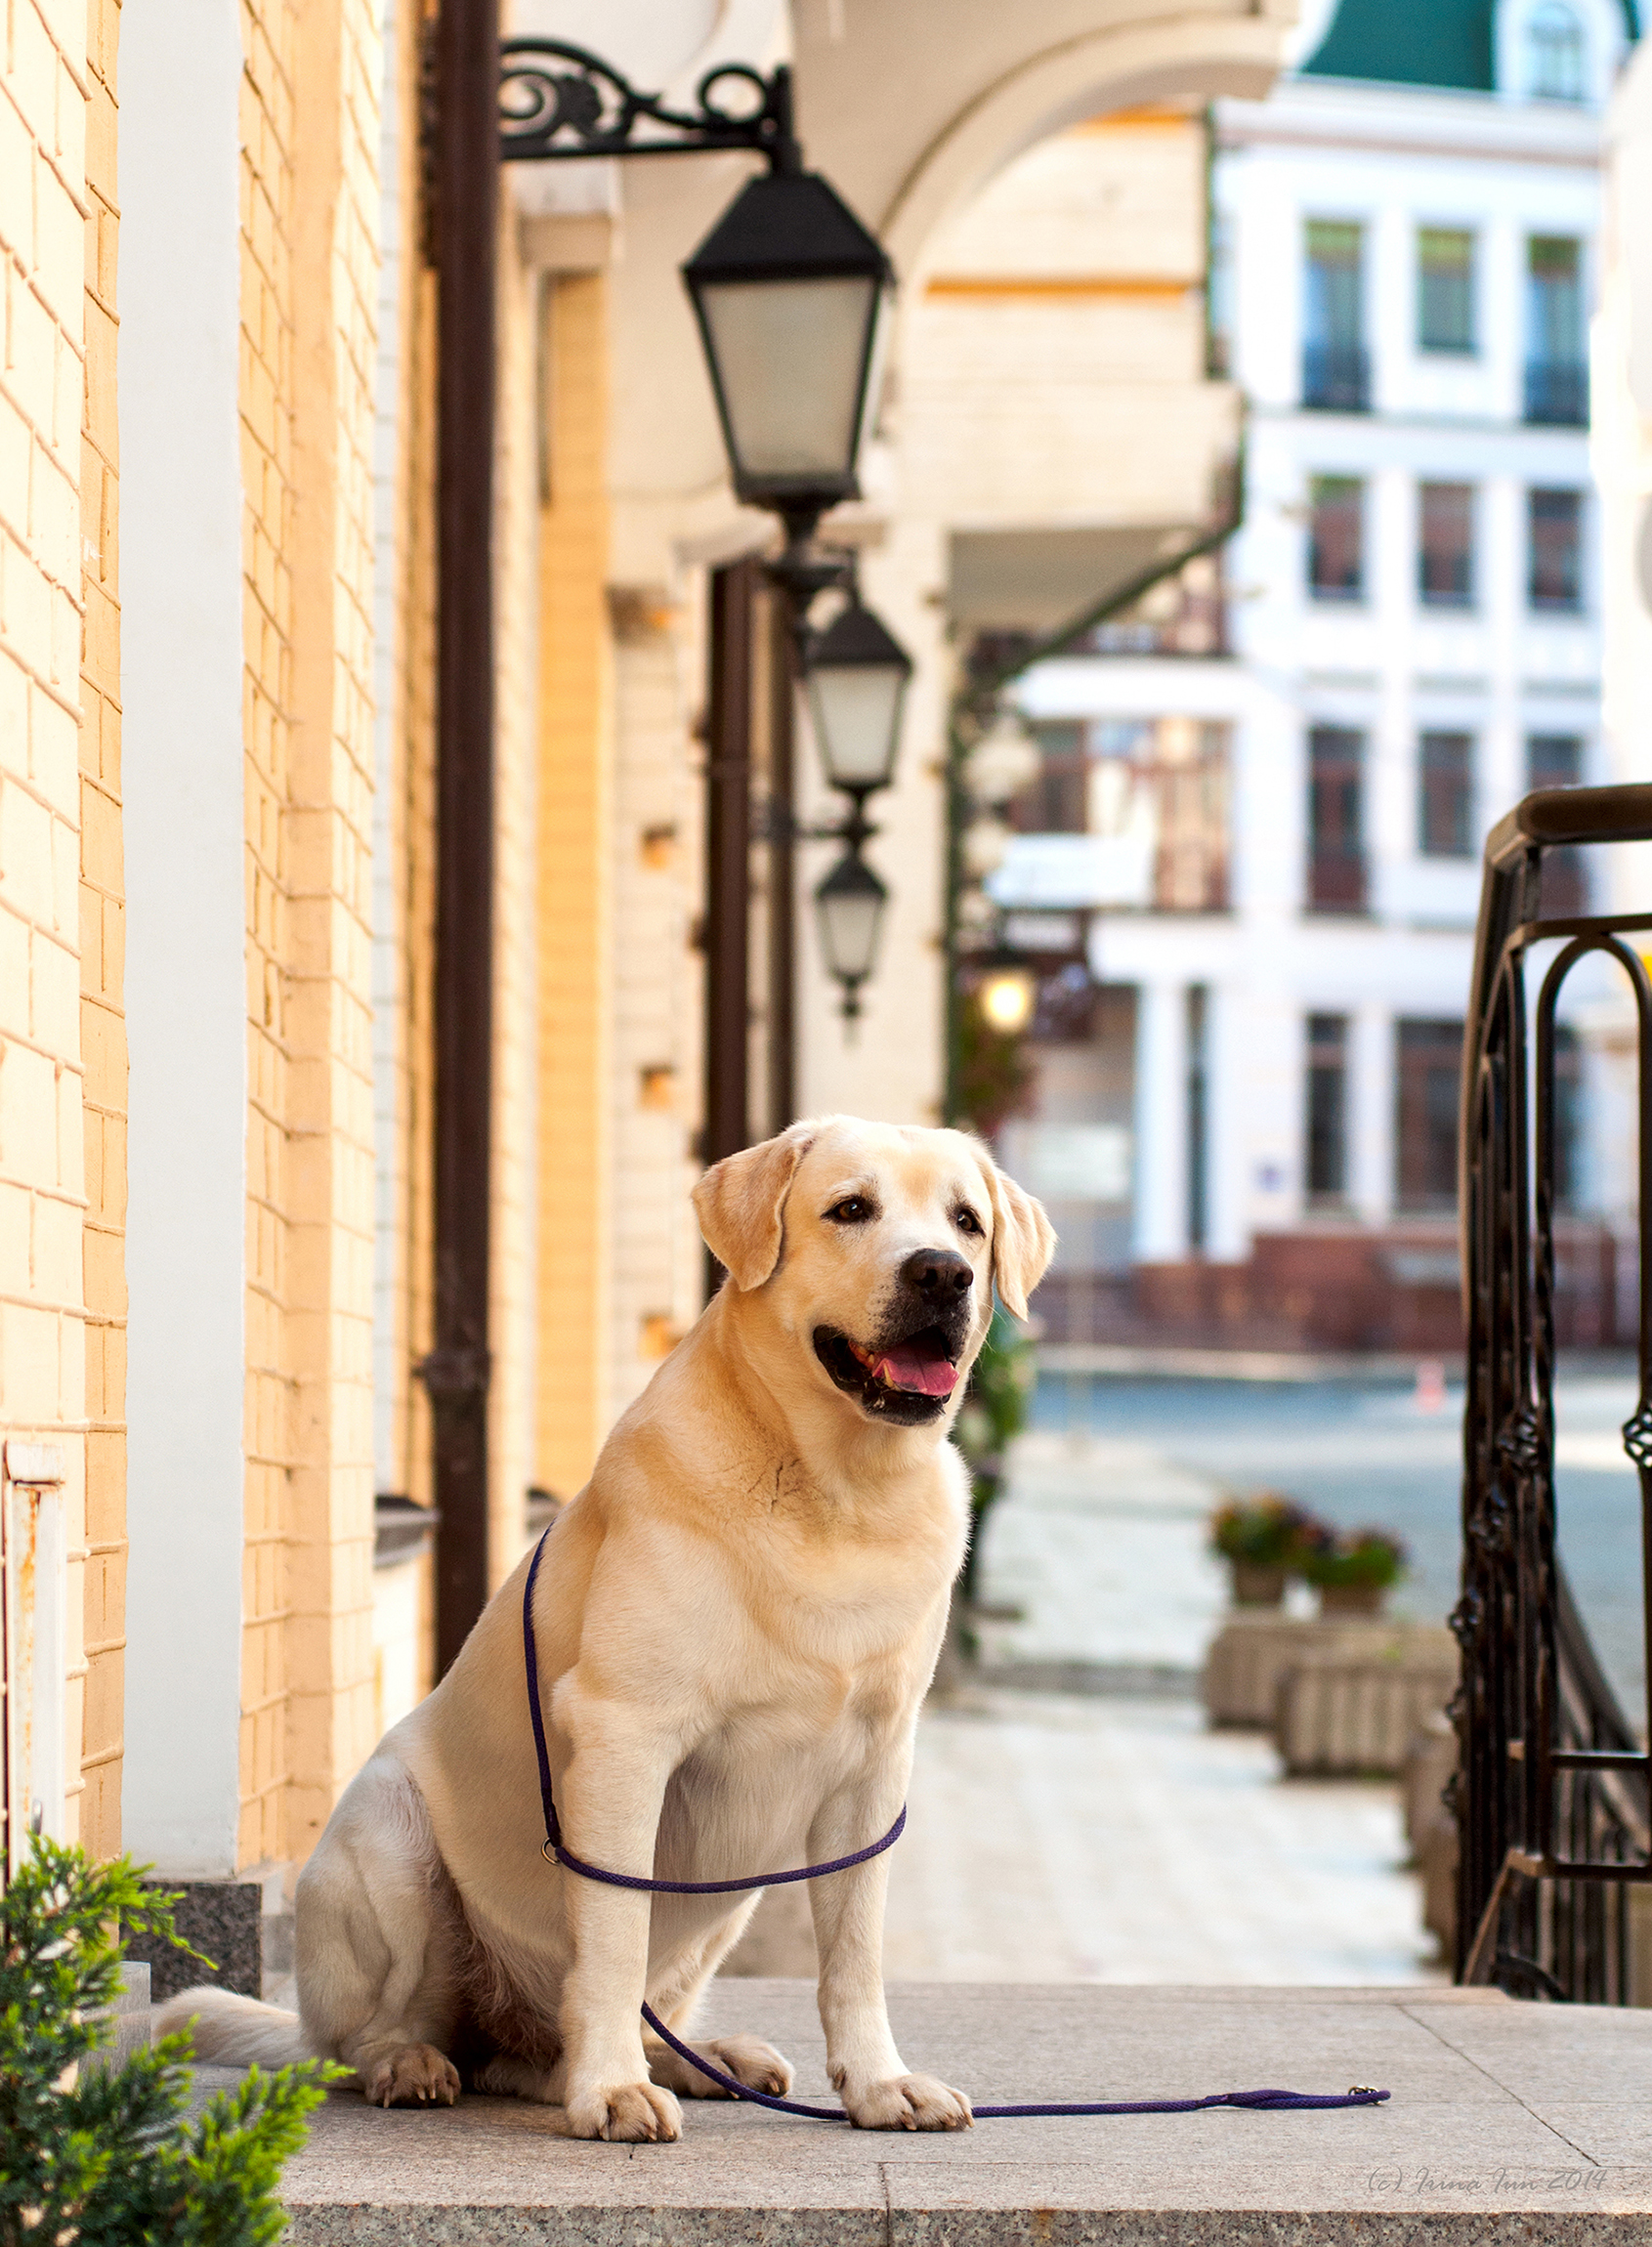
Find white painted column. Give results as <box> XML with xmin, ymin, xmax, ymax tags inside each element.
<box><xmin>1349</xmin><ymin>1003</ymin><xmax>1394</xmax><ymax>1229</ymax></box>
<box><xmin>1205</xmin><ymin>983</ymin><xmax>1249</xmax><ymax>1261</ymax></box>
<box><xmin>1132</xmin><ymin>980</ymin><xmax>1189</xmax><ymax>1262</ymax></box>
<box><xmin>120</xmin><ymin>3</ymin><xmax>247</xmax><ymax>1875</ymax></box>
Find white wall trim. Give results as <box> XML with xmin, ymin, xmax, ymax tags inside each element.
<box><xmin>119</xmin><ymin>0</ymin><xmax>247</xmax><ymax>1877</ymax></box>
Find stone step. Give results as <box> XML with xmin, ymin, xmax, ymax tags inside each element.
<box><xmin>269</xmin><ymin>1977</ymin><xmax>1652</xmax><ymax>2243</ymax></box>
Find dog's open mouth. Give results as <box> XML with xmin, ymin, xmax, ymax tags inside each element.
<box><xmin>813</xmin><ymin>1325</ymin><xmax>959</xmax><ymax>1422</ymax></box>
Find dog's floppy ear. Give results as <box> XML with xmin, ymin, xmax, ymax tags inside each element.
<box><xmin>693</xmin><ymin>1124</ymin><xmax>816</xmax><ymax>1291</ymax></box>
<box><xmin>972</xmin><ymin>1144</ymin><xmax>1056</xmax><ymax>1321</ymax></box>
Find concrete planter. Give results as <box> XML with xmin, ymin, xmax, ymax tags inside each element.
<box><xmin>1229</xmin><ymin>1560</ymin><xmax>1289</xmax><ymax>1607</ymax></box>
<box><xmin>1315</xmin><ymin>1581</ymin><xmax>1388</xmax><ymax>1618</ymax></box>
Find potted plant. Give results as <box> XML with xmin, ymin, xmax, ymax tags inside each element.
<box><xmin>1301</xmin><ymin>1528</ymin><xmax>1408</xmax><ymax>1617</ymax></box>
<box><xmin>954</xmin><ymin>1304</ymin><xmax>1036</xmax><ymax>1619</ymax></box>
<box><xmin>1208</xmin><ymin>1494</ymin><xmax>1323</xmax><ymax>1608</ymax></box>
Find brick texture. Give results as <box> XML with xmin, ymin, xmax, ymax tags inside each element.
<box><xmin>534</xmin><ymin>273</ymin><xmax>611</xmax><ymax>1500</ymax></box>
<box><xmin>236</xmin><ymin>0</ymin><xmax>383</xmax><ymax>1870</ymax></box>
<box><xmin>0</xmin><ymin>0</ymin><xmax>96</xmax><ymax>1844</ymax></box>
<box><xmin>77</xmin><ymin>0</ymin><xmax>122</xmax><ymax>1859</ymax></box>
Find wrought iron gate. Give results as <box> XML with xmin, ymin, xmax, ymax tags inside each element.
<box><xmin>1457</xmin><ymin>781</ymin><xmax>1652</xmax><ymax>2000</ymax></box>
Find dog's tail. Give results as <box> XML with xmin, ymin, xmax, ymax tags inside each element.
<box><xmin>155</xmin><ymin>1986</ymin><xmax>317</xmax><ymax>2068</ymax></box>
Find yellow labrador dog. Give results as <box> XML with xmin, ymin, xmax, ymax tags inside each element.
<box><xmin>162</xmin><ymin>1117</ymin><xmax>1053</xmax><ymax>2141</ymax></box>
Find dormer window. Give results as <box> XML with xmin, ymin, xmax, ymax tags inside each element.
<box><xmin>1527</xmin><ymin>0</ymin><xmax>1586</xmax><ymax>100</ymax></box>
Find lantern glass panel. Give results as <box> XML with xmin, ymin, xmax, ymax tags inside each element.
<box><xmin>808</xmin><ymin>664</ymin><xmax>907</xmax><ymax>790</ymax></box>
<box><xmin>697</xmin><ymin>275</ymin><xmax>877</xmax><ymax>488</ymax></box>
<box><xmin>816</xmin><ymin>868</ymin><xmax>885</xmax><ymax>983</ymax></box>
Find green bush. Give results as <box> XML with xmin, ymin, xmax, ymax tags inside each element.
<box><xmin>954</xmin><ymin>1305</ymin><xmax>1036</xmax><ymax>1604</ymax></box>
<box><xmin>1299</xmin><ymin>1529</ymin><xmax>1408</xmax><ymax>1591</ymax></box>
<box><xmin>0</xmin><ymin>1836</ymin><xmax>341</xmax><ymax>2247</ymax></box>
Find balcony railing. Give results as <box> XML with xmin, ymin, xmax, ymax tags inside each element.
<box><xmin>1456</xmin><ymin>782</ymin><xmax>1652</xmax><ymax>2004</ymax></box>
<box><xmin>1302</xmin><ymin>342</ymin><xmax>1370</xmax><ymax>412</ymax></box>
<box><xmin>1523</xmin><ymin>360</ymin><xmax>1588</xmax><ymax>426</ymax></box>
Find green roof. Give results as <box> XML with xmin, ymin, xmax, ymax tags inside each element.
<box><xmin>1300</xmin><ymin>0</ymin><xmax>1638</xmax><ymax>91</ymax></box>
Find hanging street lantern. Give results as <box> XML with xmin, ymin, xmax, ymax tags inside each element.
<box><xmin>682</xmin><ymin>162</ymin><xmax>893</xmax><ymax>548</ymax></box>
<box><xmin>977</xmin><ymin>965</ymin><xmax>1037</xmax><ymax>1036</ymax></box>
<box><xmin>815</xmin><ymin>849</ymin><xmax>888</xmax><ymax>1022</ymax></box>
<box><xmin>805</xmin><ymin>596</ymin><xmax>913</xmax><ymax>797</ymax></box>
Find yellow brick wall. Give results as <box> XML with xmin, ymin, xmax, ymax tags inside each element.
<box><xmin>280</xmin><ymin>0</ymin><xmax>381</xmax><ymax>1860</ymax></box>
<box><xmin>235</xmin><ymin>0</ymin><xmax>383</xmax><ymax>1870</ymax></box>
<box><xmin>78</xmin><ymin>0</ymin><xmax>122</xmax><ymax>1859</ymax></box>
<box><xmin>534</xmin><ymin>272</ymin><xmax>612</xmax><ymax>1500</ymax></box>
<box><xmin>238</xmin><ymin>0</ymin><xmax>298</xmax><ymax>1867</ymax></box>
<box><xmin>0</xmin><ymin>0</ymin><xmax>98</xmax><ymax>1844</ymax></box>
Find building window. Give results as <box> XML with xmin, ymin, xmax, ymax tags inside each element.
<box><xmin>1552</xmin><ymin>1022</ymin><xmax>1584</xmax><ymax>1209</ymax></box>
<box><xmin>1009</xmin><ymin>721</ymin><xmax>1088</xmax><ymax>833</ymax></box>
<box><xmin>1308</xmin><ymin>726</ymin><xmax>1366</xmax><ymax>911</ymax></box>
<box><xmin>1525</xmin><ymin>237</ymin><xmax>1586</xmax><ymax>424</ymax></box>
<box><xmin>1418</xmin><ymin>228</ymin><xmax>1475</xmax><ymax>353</ymax></box>
<box><xmin>1305</xmin><ymin>1012</ymin><xmax>1349</xmax><ymax>1202</ymax></box>
<box><xmin>1528</xmin><ymin>0</ymin><xmax>1587</xmax><ymax>100</ymax></box>
<box><xmin>1187</xmin><ymin>986</ymin><xmax>1209</xmax><ymax>1249</ymax></box>
<box><xmin>1528</xmin><ymin>733</ymin><xmax>1589</xmax><ymax>912</ymax></box>
<box><xmin>1419</xmin><ymin>731</ymin><xmax>1474</xmax><ymax>858</ymax></box>
<box><xmin>1309</xmin><ymin>476</ymin><xmax>1365</xmax><ymax>601</ymax></box>
<box><xmin>1396</xmin><ymin>1018</ymin><xmax>1463</xmax><ymax>1211</ymax></box>
<box><xmin>1529</xmin><ymin>488</ymin><xmax>1583</xmax><ymax>611</ymax></box>
<box><xmin>1150</xmin><ymin>720</ymin><xmax>1230</xmax><ymax>912</ymax></box>
<box><xmin>1419</xmin><ymin>482</ymin><xmax>1474</xmax><ymax>607</ymax></box>
<box><xmin>1303</xmin><ymin>221</ymin><xmax>1368</xmax><ymax>409</ymax></box>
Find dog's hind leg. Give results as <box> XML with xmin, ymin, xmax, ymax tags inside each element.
<box><xmin>295</xmin><ymin>1752</ymin><xmax>464</xmax><ymax>2108</ymax></box>
<box><xmin>642</xmin><ymin>1908</ymin><xmax>794</xmax><ymax>2101</ymax></box>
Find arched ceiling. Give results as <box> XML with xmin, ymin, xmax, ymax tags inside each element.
<box><xmin>791</xmin><ymin>0</ymin><xmax>1295</xmax><ymax>275</ymax></box>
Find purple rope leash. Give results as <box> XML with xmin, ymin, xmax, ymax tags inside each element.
<box><xmin>523</xmin><ymin>1529</ymin><xmax>1390</xmax><ymax>2123</ymax></box>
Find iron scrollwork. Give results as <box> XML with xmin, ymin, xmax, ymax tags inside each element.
<box><xmin>1456</xmin><ymin>784</ymin><xmax>1652</xmax><ymax>2004</ymax></box>
<box><xmin>498</xmin><ymin>41</ymin><xmax>798</xmax><ymax>169</ymax></box>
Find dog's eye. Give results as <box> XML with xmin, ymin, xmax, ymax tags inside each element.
<box><xmin>826</xmin><ymin>1196</ymin><xmax>874</xmax><ymax>1224</ymax></box>
<box><xmin>955</xmin><ymin>1207</ymin><xmax>985</xmax><ymax>1237</ymax></box>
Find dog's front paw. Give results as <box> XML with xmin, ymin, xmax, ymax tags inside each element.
<box><xmin>361</xmin><ymin>2043</ymin><xmax>461</xmax><ymax>2108</ymax></box>
<box><xmin>566</xmin><ymin>2078</ymin><xmax>683</xmax><ymax>2142</ymax></box>
<box><xmin>839</xmin><ymin>2072</ymin><xmax>973</xmax><ymax>2132</ymax></box>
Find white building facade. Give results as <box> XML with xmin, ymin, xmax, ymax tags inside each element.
<box><xmin>993</xmin><ymin>0</ymin><xmax>1634</xmax><ymax>1350</ymax></box>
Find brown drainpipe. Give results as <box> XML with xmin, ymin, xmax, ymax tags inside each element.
<box><xmin>423</xmin><ymin>0</ymin><xmax>498</xmax><ymax>1674</ymax></box>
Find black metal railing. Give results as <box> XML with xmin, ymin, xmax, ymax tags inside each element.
<box><xmin>1456</xmin><ymin>782</ymin><xmax>1652</xmax><ymax>2001</ymax></box>
<box><xmin>1302</xmin><ymin>342</ymin><xmax>1370</xmax><ymax>411</ymax></box>
<box><xmin>1523</xmin><ymin>360</ymin><xmax>1588</xmax><ymax>427</ymax></box>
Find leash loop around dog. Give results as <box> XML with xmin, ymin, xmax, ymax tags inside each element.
<box><xmin>522</xmin><ymin>1530</ymin><xmax>905</xmax><ymax>1890</ymax></box>
<box><xmin>522</xmin><ymin>1528</ymin><xmax>1391</xmax><ymax>2123</ymax></box>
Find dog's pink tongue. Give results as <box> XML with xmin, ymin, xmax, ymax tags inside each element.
<box><xmin>872</xmin><ymin>1343</ymin><xmax>958</xmax><ymax>1397</ymax></box>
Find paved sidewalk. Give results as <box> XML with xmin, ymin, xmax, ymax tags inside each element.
<box><xmin>268</xmin><ymin>1980</ymin><xmax>1652</xmax><ymax>2242</ymax></box>
<box><xmin>884</xmin><ymin>1690</ymin><xmax>1442</xmax><ymax>1986</ymax></box>
<box><xmin>866</xmin><ymin>1426</ymin><xmax>1441</xmax><ymax>1988</ymax></box>
<box><xmin>968</xmin><ymin>1431</ymin><xmax>1228</xmax><ymax>1676</ymax></box>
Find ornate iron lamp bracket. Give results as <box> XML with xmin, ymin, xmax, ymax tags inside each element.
<box><xmin>498</xmin><ymin>41</ymin><xmax>799</xmax><ymax>171</ymax></box>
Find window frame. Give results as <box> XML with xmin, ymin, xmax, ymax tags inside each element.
<box><xmin>1418</xmin><ymin>730</ymin><xmax>1476</xmax><ymax>860</ymax></box>
<box><xmin>1417</xmin><ymin>227</ymin><xmax>1477</xmax><ymax>356</ymax></box>
<box><xmin>1307</xmin><ymin>474</ymin><xmax>1366</xmax><ymax>604</ymax></box>
<box><xmin>1305</xmin><ymin>1011</ymin><xmax>1350</xmax><ymax>1204</ymax></box>
<box><xmin>1418</xmin><ymin>480</ymin><xmax>1476</xmax><ymax>610</ymax></box>
<box><xmin>1527</xmin><ymin>486</ymin><xmax>1585</xmax><ymax>614</ymax></box>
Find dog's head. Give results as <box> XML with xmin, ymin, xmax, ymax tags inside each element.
<box><xmin>693</xmin><ymin>1117</ymin><xmax>1055</xmax><ymax>1430</ymax></box>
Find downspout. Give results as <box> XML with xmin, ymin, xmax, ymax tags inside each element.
<box><xmin>422</xmin><ymin>0</ymin><xmax>499</xmax><ymax>1674</ymax></box>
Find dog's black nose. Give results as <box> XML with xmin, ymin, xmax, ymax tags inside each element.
<box><xmin>901</xmin><ymin>1248</ymin><xmax>973</xmax><ymax>1300</ymax></box>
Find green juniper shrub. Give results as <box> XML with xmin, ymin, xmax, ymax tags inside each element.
<box><xmin>0</xmin><ymin>1836</ymin><xmax>344</xmax><ymax>2247</ymax></box>
<box><xmin>1299</xmin><ymin>1528</ymin><xmax>1408</xmax><ymax>1592</ymax></box>
<box><xmin>954</xmin><ymin>1305</ymin><xmax>1036</xmax><ymax>1606</ymax></box>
